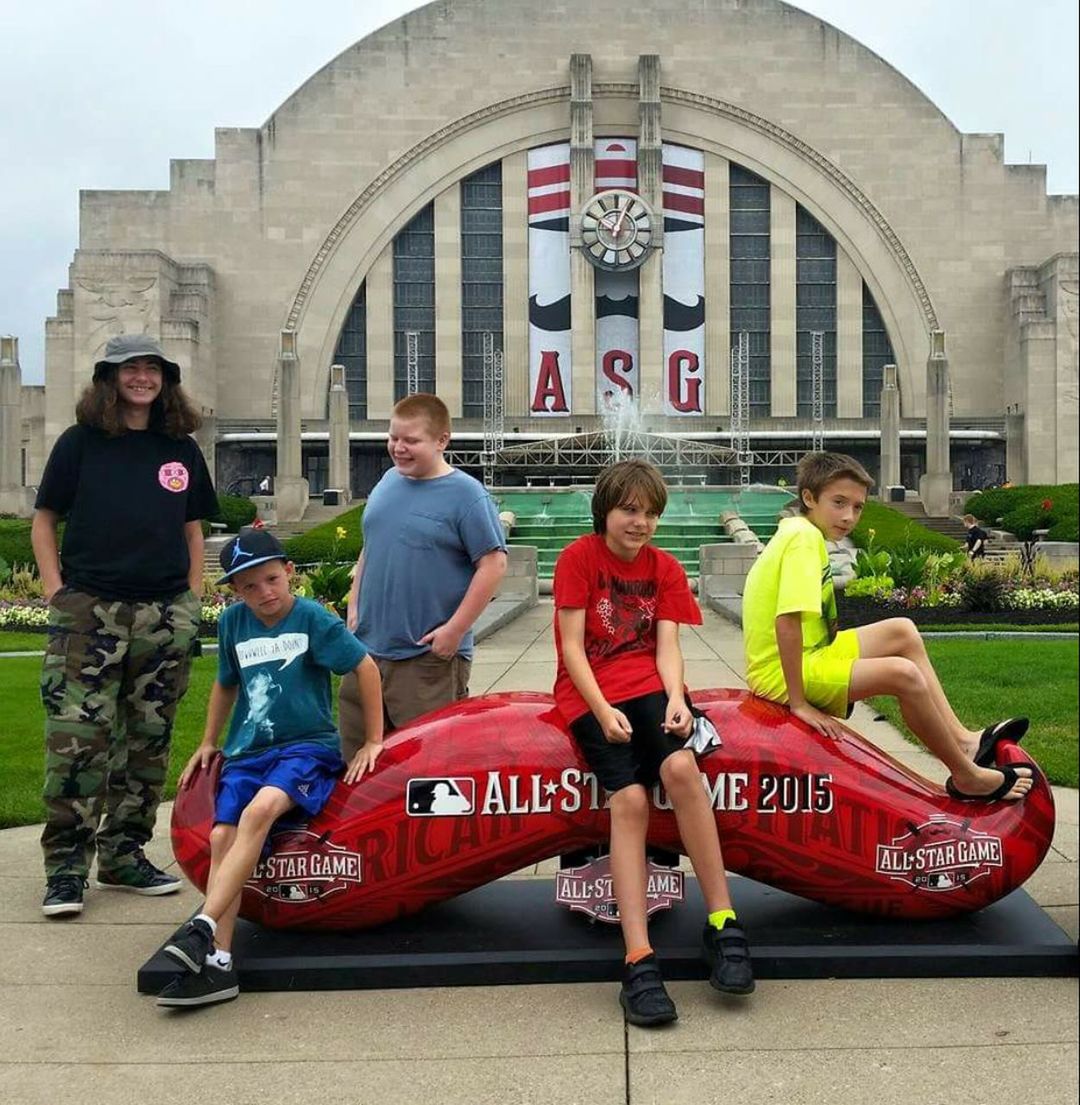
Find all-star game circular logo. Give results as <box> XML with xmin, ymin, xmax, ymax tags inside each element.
<box><xmin>875</xmin><ymin>815</ymin><xmax>1003</xmax><ymax>891</ymax></box>
<box><xmin>246</xmin><ymin>829</ymin><xmax>363</xmax><ymax>903</ymax></box>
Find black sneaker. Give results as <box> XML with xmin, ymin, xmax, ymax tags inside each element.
<box><xmin>619</xmin><ymin>955</ymin><xmax>678</xmax><ymax>1027</ymax></box>
<box><xmin>42</xmin><ymin>874</ymin><xmax>88</xmax><ymax>917</ymax></box>
<box><xmin>163</xmin><ymin>917</ymin><xmax>215</xmax><ymax>973</ymax></box>
<box><xmin>157</xmin><ymin>963</ymin><xmax>239</xmax><ymax>1008</ymax></box>
<box><xmin>96</xmin><ymin>852</ymin><xmax>181</xmax><ymax>896</ymax></box>
<box><xmin>702</xmin><ymin>919</ymin><xmax>756</xmax><ymax>995</ymax></box>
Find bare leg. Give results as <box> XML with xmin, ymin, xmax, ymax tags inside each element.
<box><xmin>204</xmin><ymin>824</ymin><xmax>243</xmax><ymax>954</ymax></box>
<box><xmin>659</xmin><ymin>750</ymin><xmax>733</xmax><ymax>914</ymax></box>
<box><xmin>608</xmin><ymin>785</ymin><xmax>650</xmax><ymax>954</ymax></box>
<box><xmin>202</xmin><ymin>787</ymin><xmax>294</xmax><ymax>931</ymax></box>
<box><xmin>856</xmin><ymin>618</ymin><xmax>978</xmax><ymax>753</ymax></box>
<box><xmin>849</xmin><ymin>658</ymin><xmax>1031</xmax><ymax>800</ymax></box>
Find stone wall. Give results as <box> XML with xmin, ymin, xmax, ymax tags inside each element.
<box><xmin>33</xmin><ymin>0</ymin><xmax>1078</xmax><ymax>482</ymax></box>
<box><xmin>699</xmin><ymin>542</ymin><xmax>761</xmax><ymax>599</ymax></box>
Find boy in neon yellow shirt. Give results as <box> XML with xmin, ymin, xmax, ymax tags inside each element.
<box><xmin>742</xmin><ymin>452</ymin><xmax>1032</xmax><ymax>803</ymax></box>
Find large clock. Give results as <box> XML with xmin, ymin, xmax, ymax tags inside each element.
<box><xmin>579</xmin><ymin>189</ymin><xmax>655</xmax><ymax>271</ymax></box>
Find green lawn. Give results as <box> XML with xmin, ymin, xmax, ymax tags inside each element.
<box><xmin>868</xmin><ymin>638</ymin><xmax>1079</xmax><ymax>788</ymax></box>
<box><xmin>0</xmin><ymin>631</ymin><xmax>49</xmax><ymax>653</ymax></box>
<box><xmin>918</xmin><ymin>623</ymin><xmax>1078</xmax><ymax>635</ymax></box>
<box><xmin>0</xmin><ymin>656</ymin><xmax>342</xmax><ymax>829</ymax></box>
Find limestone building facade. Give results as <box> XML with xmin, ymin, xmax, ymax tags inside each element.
<box><xmin>26</xmin><ymin>0</ymin><xmax>1079</xmax><ymax>503</ymax></box>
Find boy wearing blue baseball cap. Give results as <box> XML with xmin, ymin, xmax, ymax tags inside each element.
<box><xmin>155</xmin><ymin>529</ymin><xmax>384</xmax><ymax>1008</ymax></box>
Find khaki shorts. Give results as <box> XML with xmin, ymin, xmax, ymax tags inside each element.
<box><xmin>338</xmin><ymin>652</ymin><xmax>471</xmax><ymax>761</ymax></box>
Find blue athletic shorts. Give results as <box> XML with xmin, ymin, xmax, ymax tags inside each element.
<box><xmin>215</xmin><ymin>742</ymin><xmax>345</xmax><ymax>825</ymax></box>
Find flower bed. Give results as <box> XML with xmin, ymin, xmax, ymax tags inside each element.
<box><xmin>838</xmin><ymin>596</ymin><xmax>1078</xmax><ymax>629</ymax></box>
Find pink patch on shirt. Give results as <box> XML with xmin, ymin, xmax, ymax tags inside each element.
<box><xmin>158</xmin><ymin>461</ymin><xmax>190</xmax><ymax>493</ymax></box>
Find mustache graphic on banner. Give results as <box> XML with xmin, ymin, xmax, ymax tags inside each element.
<box><xmin>663</xmin><ymin>295</ymin><xmax>705</xmax><ymax>331</ymax></box>
<box><xmin>529</xmin><ymin>294</ymin><xmax>571</xmax><ymax>332</ymax></box>
<box><xmin>664</xmin><ymin>217</ymin><xmax>703</xmax><ymax>233</ymax></box>
<box><xmin>596</xmin><ymin>295</ymin><xmax>640</xmax><ymax>319</ymax></box>
<box><xmin>529</xmin><ymin>217</ymin><xmax>570</xmax><ymax>232</ymax></box>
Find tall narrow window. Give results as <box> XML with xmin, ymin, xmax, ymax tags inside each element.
<box><xmin>461</xmin><ymin>163</ymin><xmax>503</xmax><ymax>418</ymax></box>
<box><xmin>334</xmin><ymin>283</ymin><xmax>367</xmax><ymax>421</ymax></box>
<box><xmin>795</xmin><ymin>206</ymin><xmax>837</xmax><ymax>418</ymax></box>
<box><xmin>862</xmin><ymin>283</ymin><xmax>895</xmax><ymax>418</ymax></box>
<box><xmin>729</xmin><ymin>165</ymin><xmax>771</xmax><ymax>417</ymax></box>
<box><xmin>393</xmin><ymin>204</ymin><xmax>435</xmax><ymax>399</ymax></box>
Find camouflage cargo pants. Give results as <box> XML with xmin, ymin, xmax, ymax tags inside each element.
<box><xmin>39</xmin><ymin>587</ymin><xmax>202</xmax><ymax>878</ymax></box>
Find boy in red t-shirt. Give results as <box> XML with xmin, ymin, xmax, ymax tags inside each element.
<box><xmin>553</xmin><ymin>460</ymin><xmax>753</xmax><ymax>1027</ymax></box>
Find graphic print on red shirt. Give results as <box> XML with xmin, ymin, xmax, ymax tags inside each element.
<box><xmin>553</xmin><ymin>534</ymin><xmax>702</xmax><ymax>724</ymax></box>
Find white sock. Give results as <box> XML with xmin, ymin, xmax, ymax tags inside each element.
<box><xmin>206</xmin><ymin>949</ymin><xmax>233</xmax><ymax>969</ymax></box>
<box><xmin>194</xmin><ymin>912</ymin><xmax>218</xmax><ymax>935</ymax></box>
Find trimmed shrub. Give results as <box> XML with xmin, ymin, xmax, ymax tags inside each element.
<box><xmin>965</xmin><ymin>484</ymin><xmax>1078</xmax><ymax>542</ymax></box>
<box><xmin>213</xmin><ymin>494</ymin><xmax>258</xmax><ymax>533</ymax></box>
<box><xmin>1000</xmin><ymin>501</ymin><xmax>1054</xmax><ymax>542</ymax></box>
<box><xmin>283</xmin><ymin>505</ymin><xmax>364</xmax><ymax>564</ymax></box>
<box><xmin>0</xmin><ymin>520</ymin><xmax>35</xmax><ymax>570</ymax></box>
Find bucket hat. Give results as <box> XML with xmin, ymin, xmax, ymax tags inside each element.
<box><xmin>93</xmin><ymin>333</ymin><xmax>181</xmax><ymax>383</ymax></box>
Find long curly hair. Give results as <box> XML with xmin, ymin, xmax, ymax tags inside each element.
<box><xmin>75</xmin><ymin>367</ymin><xmax>202</xmax><ymax>439</ymax></box>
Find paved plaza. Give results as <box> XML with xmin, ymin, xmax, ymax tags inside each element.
<box><xmin>0</xmin><ymin>601</ymin><xmax>1076</xmax><ymax>1104</ymax></box>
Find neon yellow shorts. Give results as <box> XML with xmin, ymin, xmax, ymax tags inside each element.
<box><xmin>748</xmin><ymin>628</ymin><xmax>861</xmax><ymax>719</ymax></box>
<box><xmin>801</xmin><ymin>628</ymin><xmax>860</xmax><ymax>717</ymax></box>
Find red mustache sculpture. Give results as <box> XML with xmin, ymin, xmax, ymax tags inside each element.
<box><xmin>171</xmin><ymin>690</ymin><xmax>1053</xmax><ymax>930</ymax></box>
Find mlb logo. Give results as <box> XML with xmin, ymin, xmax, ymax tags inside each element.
<box><xmin>406</xmin><ymin>777</ymin><xmax>475</xmax><ymax>817</ymax></box>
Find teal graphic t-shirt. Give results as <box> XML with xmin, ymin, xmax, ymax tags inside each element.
<box><xmin>217</xmin><ymin>596</ymin><xmax>367</xmax><ymax>759</ymax></box>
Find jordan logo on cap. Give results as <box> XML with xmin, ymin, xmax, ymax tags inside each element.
<box><xmin>230</xmin><ymin>543</ymin><xmax>256</xmax><ymax>567</ymax></box>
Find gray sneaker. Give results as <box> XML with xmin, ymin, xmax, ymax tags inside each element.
<box><xmin>96</xmin><ymin>852</ymin><xmax>181</xmax><ymax>896</ymax></box>
<box><xmin>42</xmin><ymin>874</ymin><xmax>88</xmax><ymax>917</ymax></box>
<box><xmin>157</xmin><ymin>963</ymin><xmax>239</xmax><ymax>1008</ymax></box>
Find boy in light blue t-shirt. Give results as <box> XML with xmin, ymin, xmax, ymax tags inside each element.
<box><xmin>155</xmin><ymin>530</ymin><xmax>384</xmax><ymax>1010</ymax></box>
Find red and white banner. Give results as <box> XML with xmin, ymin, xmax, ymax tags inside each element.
<box><xmin>594</xmin><ymin>138</ymin><xmax>640</xmax><ymax>412</ymax></box>
<box><xmin>528</xmin><ymin>144</ymin><xmax>572</xmax><ymax>415</ymax></box>
<box><xmin>661</xmin><ymin>144</ymin><xmax>706</xmax><ymax>415</ymax></box>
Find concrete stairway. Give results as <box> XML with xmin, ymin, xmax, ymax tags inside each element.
<box><xmin>889</xmin><ymin>500</ymin><xmax>968</xmax><ymax>541</ymax></box>
<box><xmin>888</xmin><ymin>500</ymin><xmax>1021</xmax><ymax>561</ymax></box>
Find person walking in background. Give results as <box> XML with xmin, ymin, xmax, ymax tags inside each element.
<box><xmin>32</xmin><ymin>333</ymin><xmax>218</xmax><ymax>917</ymax></box>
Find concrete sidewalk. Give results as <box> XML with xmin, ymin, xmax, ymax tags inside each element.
<box><xmin>1</xmin><ymin>601</ymin><xmax>1076</xmax><ymax>1104</ymax></box>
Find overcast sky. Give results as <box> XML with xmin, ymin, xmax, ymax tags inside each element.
<box><xmin>1</xmin><ymin>0</ymin><xmax>1076</xmax><ymax>384</ymax></box>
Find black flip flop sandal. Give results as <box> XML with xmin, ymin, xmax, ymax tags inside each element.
<box><xmin>974</xmin><ymin>717</ymin><xmax>1029</xmax><ymax>768</ymax></box>
<box><xmin>945</xmin><ymin>763</ymin><xmax>1031</xmax><ymax>803</ymax></box>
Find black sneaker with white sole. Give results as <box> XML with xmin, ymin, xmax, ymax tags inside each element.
<box><xmin>42</xmin><ymin>874</ymin><xmax>89</xmax><ymax>917</ymax></box>
<box><xmin>157</xmin><ymin>963</ymin><xmax>239</xmax><ymax>1008</ymax></box>
<box><xmin>96</xmin><ymin>851</ymin><xmax>181</xmax><ymax>896</ymax></box>
<box><xmin>163</xmin><ymin>917</ymin><xmax>215</xmax><ymax>973</ymax></box>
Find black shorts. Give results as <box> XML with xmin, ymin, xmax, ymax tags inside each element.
<box><xmin>569</xmin><ymin>691</ymin><xmax>687</xmax><ymax>794</ymax></box>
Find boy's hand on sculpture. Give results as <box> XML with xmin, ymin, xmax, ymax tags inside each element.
<box><xmin>179</xmin><ymin>742</ymin><xmax>218</xmax><ymax>789</ymax></box>
<box><xmin>600</xmin><ymin>707</ymin><xmax>634</xmax><ymax>744</ymax></box>
<box><xmin>790</xmin><ymin>701</ymin><xmax>844</xmax><ymax>740</ymax></box>
<box><xmin>662</xmin><ymin>696</ymin><xmax>693</xmax><ymax>738</ymax></box>
<box><xmin>418</xmin><ymin>622</ymin><xmax>465</xmax><ymax>660</ymax></box>
<box><xmin>344</xmin><ymin>741</ymin><xmax>384</xmax><ymax>784</ymax></box>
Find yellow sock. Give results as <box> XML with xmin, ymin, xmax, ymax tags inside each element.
<box><xmin>708</xmin><ymin>909</ymin><xmax>737</xmax><ymax>930</ymax></box>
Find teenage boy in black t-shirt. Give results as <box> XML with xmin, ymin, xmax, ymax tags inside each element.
<box><xmin>33</xmin><ymin>334</ymin><xmax>219</xmax><ymax>917</ymax></box>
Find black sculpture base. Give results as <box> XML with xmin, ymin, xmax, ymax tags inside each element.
<box><xmin>138</xmin><ymin>877</ymin><xmax>1078</xmax><ymax>994</ymax></box>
